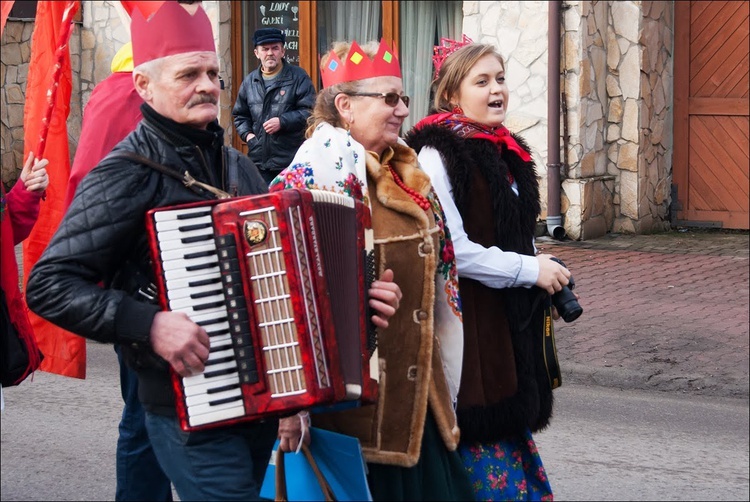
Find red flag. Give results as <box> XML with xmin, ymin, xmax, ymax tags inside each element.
<box><xmin>1</xmin><ymin>1</ymin><xmax>15</xmax><ymax>36</ymax></box>
<box><xmin>22</xmin><ymin>1</ymin><xmax>86</xmax><ymax>379</ymax></box>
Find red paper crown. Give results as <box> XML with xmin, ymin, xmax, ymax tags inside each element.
<box><xmin>131</xmin><ymin>1</ymin><xmax>215</xmax><ymax>67</ymax></box>
<box><xmin>432</xmin><ymin>35</ymin><xmax>473</xmax><ymax>79</ymax></box>
<box><xmin>320</xmin><ymin>39</ymin><xmax>402</xmax><ymax>88</ymax></box>
<box><xmin>120</xmin><ymin>1</ymin><xmax>165</xmax><ymax>20</ymax></box>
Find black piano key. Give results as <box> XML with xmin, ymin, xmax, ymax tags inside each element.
<box><xmin>188</xmin><ymin>277</ymin><xmax>222</xmax><ymax>288</ymax></box>
<box><xmin>207</xmin><ymin>328</ymin><xmax>230</xmax><ymax>338</ymax></box>
<box><xmin>209</xmin><ymin>343</ymin><xmax>233</xmax><ymax>353</ymax></box>
<box><xmin>206</xmin><ymin>355</ymin><xmax>236</xmax><ymax>366</ymax></box>
<box><xmin>209</xmin><ymin>395</ymin><xmax>243</xmax><ymax>406</ymax></box>
<box><xmin>178</xmin><ymin>222</ymin><xmax>212</xmax><ymax>232</ymax></box>
<box><xmin>203</xmin><ymin>366</ymin><xmax>238</xmax><ymax>379</ymax></box>
<box><xmin>186</xmin><ymin>261</ymin><xmax>219</xmax><ymax>272</ymax></box>
<box><xmin>182</xmin><ymin>234</ymin><xmax>213</xmax><ymax>244</ymax></box>
<box><xmin>190</xmin><ymin>288</ymin><xmax>224</xmax><ymax>300</ymax></box>
<box><xmin>184</xmin><ymin>249</ymin><xmax>218</xmax><ymax>260</ymax></box>
<box><xmin>193</xmin><ymin>300</ymin><xmax>226</xmax><ymax>311</ymax></box>
<box><xmin>206</xmin><ymin>382</ymin><xmax>241</xmax><ymax>394</ymax></box>
<box><xmin>196</xmin><ymin>315</ymin><xmax>228</xmax><ymax>327</ymax></box>
<box><xmin>176</xmin><ymin>210</ymin><xmax>211</xmax><ymax>220</ymax></box>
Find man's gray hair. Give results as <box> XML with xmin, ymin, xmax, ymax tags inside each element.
<box><xmin>133</xmin><ymin>55</ymin><xmax>171</xmax><ymax>79</ymax></box>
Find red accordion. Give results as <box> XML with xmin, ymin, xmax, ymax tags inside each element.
<box><xmin>145</xmin><ymin>189</ymin><xmax>379</xmax><ymax>431</ymax></box>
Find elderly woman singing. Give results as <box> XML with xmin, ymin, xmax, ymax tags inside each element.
<box><xmin>269</xmin><ymin>40</ymin><xmax>473</xmax><ymax>501</ymax></box>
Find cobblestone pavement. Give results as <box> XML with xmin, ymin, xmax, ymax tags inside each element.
<box><xmin>536</xmin><ymin>228</ymin><xmax>749</xmax><ymax>399</ymax></box>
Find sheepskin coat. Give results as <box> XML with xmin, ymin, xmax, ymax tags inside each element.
<box><xmin>270</xmin><ymin>123</ymin><xmax>462</xmax><ymax>467</ymax></box>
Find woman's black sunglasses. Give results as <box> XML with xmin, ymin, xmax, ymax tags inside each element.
<box><xmin>345</xmin><ymin>92</ymin><xmax>410</xmax><ymax>108</ymax></box>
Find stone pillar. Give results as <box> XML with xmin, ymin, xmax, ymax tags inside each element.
<box><xmin>569</xmin><ymin>0</ymin><xmax>673</xmax><ymax>236</ymax></box>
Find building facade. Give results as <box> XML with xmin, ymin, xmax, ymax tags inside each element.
<box><xmin>2</xmin><ymin>1</ymin><xmax>747</xmax><ymax>238</ymax></box>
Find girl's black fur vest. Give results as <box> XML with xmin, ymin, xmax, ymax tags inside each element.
<box><xmin>406</xmin><ymin>124</ymin><xmax>554</xmax><ymax>442</ymax></box>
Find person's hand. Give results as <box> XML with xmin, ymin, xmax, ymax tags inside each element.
<box><xmin>278</xmin><ymin>412</ymin><xmax>311</xmax><ymax>452</ymax></box>
<box><xmin>149</xmin><ymin>311</ymin><xmax>211</xmax><ymax>377</ymax></box>
<box><xmin>262</xmin><ymin>117</ymin><xmax>281</xmax><ymax>134</ymax></box>
<box><xmin>368</xmin><ymin>268</ymin><xmax>402</xmax><ymax>329</ymax></box>
<box><xmin>535</xmin><ymin>254</ymin><xmax>571</xmax><ymax>295</ymax></box>
<box><xmin>245</xmin><ymin>132</ymin><xmax>256</xmax><ymax>143</ymax></box>
<box><xmin>20</xmin><ymin>152</ymin><xmax>49</xmax><ymax>193</ymax></box>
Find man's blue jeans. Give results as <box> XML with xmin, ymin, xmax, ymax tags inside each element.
<box><xmin>115</xmin><ymin>345</ymin><xmax>173</xmax><ymax>501</ymax></box>
<box><xmin>145</xmin><ymin>411</ymin><xmax>278</xmax><ymax>501</ymax></box>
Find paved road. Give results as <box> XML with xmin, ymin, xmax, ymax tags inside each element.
<box><xmin>3</xmin><ymin>341</ymin><xmax>748</xmax><ymax>501</ymax></box>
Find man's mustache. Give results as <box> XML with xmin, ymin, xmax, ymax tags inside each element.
<box><xmin>188</xmin><ymin>94</ymin><xmax>218</xmax><ymax>107</ymax></box>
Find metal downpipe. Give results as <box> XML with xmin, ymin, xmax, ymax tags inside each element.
<box><xmin>547</xmin><ymin>0</ymin><xmax>566</xmax><ymax>240</ymax></box>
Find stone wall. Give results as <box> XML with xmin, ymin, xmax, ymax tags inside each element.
<box><xmin>462</xmin><ymin>1</ymin><xmax>551</xmax><ymax>214</ymax></box>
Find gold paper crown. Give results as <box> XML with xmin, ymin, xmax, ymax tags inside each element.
<box><xmin>432</xmin><ymin>35</ymin><xmax>473</xmax><ymax>79</ymax></box>
<box><xmin>320</xmin><ymin>39</ymin><xmax>402</xmax><ymax>88</ymax></box>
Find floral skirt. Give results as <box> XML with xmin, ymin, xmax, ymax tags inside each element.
<box><xmin>458</xmin><ymin>429</ymin><xmax>553</xmax><ymax>501</ymax></box>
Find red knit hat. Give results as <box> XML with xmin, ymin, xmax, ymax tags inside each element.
<box><xmin>131</xmin><ymin>1</ymin><xmax>215</xmax><ymax>67</ymax></box>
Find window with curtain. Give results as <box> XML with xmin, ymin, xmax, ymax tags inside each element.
<box><xmin>316</xmin><ymin>1</ymin><xmax>381</xmax><ymax>57</ymax></box>
<box><xmin>400</xmin><ymin>1</ymin><xmax>462</xmax><ymax>131</ymax></box>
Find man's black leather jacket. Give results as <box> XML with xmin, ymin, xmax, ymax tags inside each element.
<box><xmin>26</xmin><ymin>110</ymin><xmax>268</xmax><ymax>414</ymax></box>
<box><xmin>232</xmin><ymin>59</ymin><xmax>316</xmax><ymax>175</ymax></box>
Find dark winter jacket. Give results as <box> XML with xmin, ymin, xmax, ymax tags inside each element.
<box><xmin>232</xmin><ymin>60</ymin><xmax>316</xmax><ymax>176</ymax></box>
<box><xmin>26</xmin><ymin>104</ymin><xmax>268</xmax><ymax>415</ymax></box>
<box><xmin>407</xmin><ymin>124</ymin><xmax>553</xmax><ymax>443</ymax></box>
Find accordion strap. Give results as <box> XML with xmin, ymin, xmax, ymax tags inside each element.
<box><xmin>106</xmin><ymin>151</ymin><xmax>231</xmax><ymax>200</ymax></box>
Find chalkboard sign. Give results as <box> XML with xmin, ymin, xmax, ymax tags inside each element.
<box><xmin>245</xmin><ymin>1</ymin><xmax>301</xmax><ymax>65</ymax></box>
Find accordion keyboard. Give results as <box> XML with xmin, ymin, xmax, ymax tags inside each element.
<box><xmin>152</xmin><ymin>206</ymin><xmax>247</xmax><ymax>427</ymax></box>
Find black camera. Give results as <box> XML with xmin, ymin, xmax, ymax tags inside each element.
<box><xmin>550</xmin><ymin>257</ymin><xmax>582</xmax><ymax>322</ymax></box>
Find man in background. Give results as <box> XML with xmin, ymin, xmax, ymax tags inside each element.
<box><xmin>232</xmin><ymin>27</ymin><xmax>316</xmax><ymax>184</ymax></box>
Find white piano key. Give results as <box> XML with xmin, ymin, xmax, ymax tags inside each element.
<box><xmin>188</xmin><ymin>403</ymin><xmax>246</xmax><ymax>427</ymax></box>
<box><xmin>155</xmin><ymin>214</ymin><xmax>212</xmax><ymax>232</ymax></box>
<box><xmin>169</xmin><ymin>292</ymin><xmax>225</xmax><ymax>311</ymax></box>
<box><xmin>162</xmin><ymin>254</ymin><xmax>219</xmax><ymax>272</ymax></box>
<box><xmin>156</xmin><ymin>226</ymin><xmax>214</xmax><ymax>245</ymax></box>
<box><xmin>166</xmin><ymin>281</ymin><xmax>223</xmax><ymax>301</ymax></box>
<box><xmin>160</xmin><ymin>242</ymin><xmax>216</xmax><ymax>262</ymax></box>
<box><xmin>182</xmin><ymin>360</ymin><xmax>238</xmax><ymax>386</ymax></box>
<box><xmin>208</xmin><ymin>333</ymin><xmax>232</xmax><ymax>346</ymax></box>
<box><xmin>183</xmin><ymin>374</ymin><xmax>240</xmax><ymax>397</ymax></box>
<box><xmin>157</xmin><ymin>236</ymin><xmax>214</xmax><ymax>252</ymax></box>
<box><xmin>172</xmin><ymin>303</ymin><xmax>226</xmax><ymax>319</ymax></box>
<box><xmin>185</xmin><ymin>386</ymin><xmax>242</xmax><ymax>407</ymax></box>
<box><xmin>164</xmin><ymin>271</ymin><xmax>222</xmax><ymax>293</ymax></box>
<box><xmin>206</xmin><ymin>347</ymin><xmax>236</xmax><ymax>363</ymax></box>
<box><xmin>189</xmin><ymin>311</ymin><xmax>229</xmax><ymax>326</ymax></box>
<box><xmin>165</xmin><ymin>265</ymin><xmax>220</xmax><ymax>281</ymax></box>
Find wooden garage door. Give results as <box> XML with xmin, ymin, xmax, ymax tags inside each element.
<box><xmin>674</xmin><ymin>1</ymin><xmax>749</xmax><ymax>229</ymax></box>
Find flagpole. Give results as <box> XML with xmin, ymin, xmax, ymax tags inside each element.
<box><xmin>35</xmin><ymin>0</ymin><xmax>79</xmax><ymax>159</ymax></box>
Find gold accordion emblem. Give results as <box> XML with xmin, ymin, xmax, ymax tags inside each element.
<box><xmin>243</xmin><ymin>220</ymin><xmax>267</xmax><ymax>245</ymax></box>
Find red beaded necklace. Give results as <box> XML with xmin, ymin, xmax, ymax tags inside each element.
<box><xmin>387</xmin><ymin>165</ymin><xmax>431</xmax><ymax>211</ymax></box>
